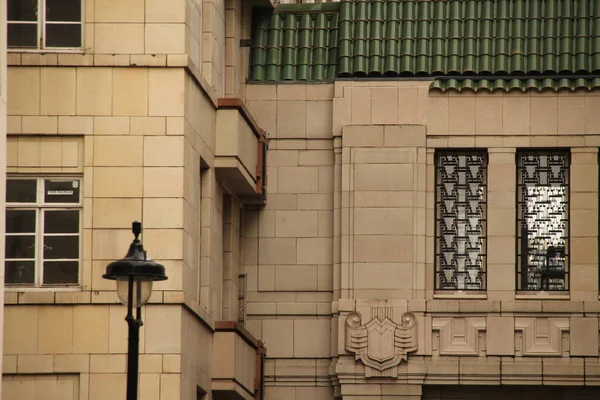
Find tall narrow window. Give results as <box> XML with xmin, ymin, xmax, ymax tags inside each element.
<box><xmin>435</xmin><ymin>151</ymin><xmax>487</xmax><ymax>291</ymax></box>
<box><xmin>517</xmin><ymin>150</ymin><xmax>569</xmax><ymax>291</ymax></box>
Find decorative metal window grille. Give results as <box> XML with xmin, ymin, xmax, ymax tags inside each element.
<box><xmin>517</xmin><ymin>150</ymin><xmax>569</xmax><ymax>291</ymax></box>
<box><xmin>435</xmin><ymin>151</ymin><xmax>487</xmax><ymax>291</ymax></box>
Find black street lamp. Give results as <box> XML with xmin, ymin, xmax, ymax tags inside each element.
<box><xmin>103</xmin><ymin>221</ymin><xmax>168</xmax><ymax>400</ymax></box>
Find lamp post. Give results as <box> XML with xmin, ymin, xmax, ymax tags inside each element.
<box><xmin>103</xmin><ymin>221</ymin><xmax>168</xmax><ymax>400</ymax></box>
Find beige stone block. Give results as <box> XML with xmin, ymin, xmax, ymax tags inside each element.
<box><xmin>354</xmin><ymin>191</ymin><xmax>413</xmax><ymax>208</ymax></box>
<box><xmin>571</xmin><ymin>210</ymin><xmax>598</xmax><ymax>237</ymax></box>
<box><xmin>262</xmin><ymin>319</ymin><xmax>294</xmax><ymax>357</ymax></box>
<box><xmin>486</xmin><ymin>317</ymin><xmax>515</xmax><ymax>356</ymax></box>
<box><xmin>17</xmin><ymin>355</ymin><xmax>53</xmax><ymax>373</ymax></box>
<box><xmin>144</xmin><ymin>136</ymin><xmax>184</xmax><ymax>166</ymax></box>
<box><xmin>277</xmin><ymin>101</ymin><xmax>306</xmax><ymax>138</ymax></box>
<box><xmin>258</xmin><ymin>238</ymin><xmax>297</xmax><ymax>265</ymax></box>
<box><xmin>144</xmin><ymin>306</ymin><xmax>182</xmax><ymax>354</ymax></box>
<box><xmin>571</xmin><ymin>264</ymin><xmax>598</xmax><ymax>295</ymax></box>
<box><xmin>307</xmin><ymin>84</ymin><xmax>334</xmax><ymax>100</ymax></box>
<box><xmin>93</xmin><ymin>116</ymin><xmax>129</xmax><ymax>135</ymax></box>
<box><xmin>16</xmin><ymin>137</ymin><xmax>40</xmax><ymax>166</ymax></box>
<box><xmin>475</xmin><ymin>96</ymin><xmax>503</xmax><ymax>134</ymax></box>
<box><xmin>298</xmin><ymin>150</ymin><xmax>333</xmax><ymax>166</ymax></box>
<box><xmin>149</xmin><ymin>69</ymin><xmax>185</xmax><ymax>116</ymax></box>
<box><xmin>571</xmin><ymin>237</ymin><xmax>598</xmax><ymax>264</ymax></box>
<box><xmin>7</xmin><ymin>116</ymin><xmax>22</xmax><ymax>134</ymax></box>
<box><xmin>146</xmin><ymin>0</ymin><xmax>185</xmax><ymax>22</ymax></box>
<box><xmin>94</xmin><ymin>136</ymin><xmax>142</xmax><ymax>166</ymax></box>
<box><xmin>354</xmin><ymin>235</ymin><xmax>412</xmax><ymax>262</ymax></box>
<box><xmin>275</xmin><ymin>265</ymin><xmax>318</xmax><ymax>291</ymax></box>
<box><xmin>571</xmin><ymin>163</ymin><xmax>598</xmax><ymax>192</ymax></box>
<box><xmin>318</xmin><ymin>210</ymin><xmax>333</xmax><ymax>238</ymax></box>
<box><xmin>586</xmin><ymin>96</ymin><xmax>600</xmax><ymax>134</ymax></box>
<box><xmin>353</xmin><ymin>207</ymin><xmax>413</xmax><ymax>235</ymax></box>
<box><xmin>37</xmin><ymin>306</ymin><xmax>74</xmax><ymax>354</ymax></box>
<box><xmin>502</xmin><ymin>96</ymin><xmax>530</xmax><ymax>134</ymax></box>
<box><xmin>131</xmin><ymin>117</ymin><xmax>166</xmax><ymax>135</ymax></box>
<box><xmin>162</xmin><ymin>355</ymin><xmax>181</xmax><ymax>373</ymax></box>
<box><xmin>306</xmin><ymin>101</ymin><xmax>333</xmax><ymax>138</ymax></box>
<box><xmin>571</xmin><ymin>192</ymin><xmax>599</xmax><ymax>210</ymax></box>
<box><xmin>8</xmin><ymin>67</ymin><xmax>40</xmax><ymax>115</ymax></box>
<box><xmin>143</xmin><ymin>198</ymin><xmax>184</xmax><ymax>228</ymax></box>
<box><xmin>139</xmin><ymin>373</ymin><xmax>160</xmax><ymax>400</ymax></box>
<box><xmin>159</xmin><ymin>374</ymin><xmax>180</xmax><ymax>400</ymax></box>
<box><xmin>94</xmin><ymin>167</ymin><xmax>143</xmax><ymax>197</ymax></box>
<box><xmin>570</xmin><ymin>317</ymin><xmax>599</xmax><ymax>356</ymax></box>
<box><xmin>354</xmin><ymin>263</ymin><xmax>412</xmax><ymax>289</ymax></box>
<box><xmin>145</xmin><ymin>24</ymin><xmax>186</xmax><ymax>54</ymax></box>
<box><xmin>297</xmin><ymin>194</ymin><xmax>333</xmax><ymax>211</ymax></box>
<box><xmin>277</xmin><ymin>85</ymin><xmax>306</xmax><ymax>100</ymax></box>
<box><xmin>22</xmin><ymin>116</ymin><xmax>58</xmax><ymax>134</ymax></box>
<box><xmin>41</xmin><ymin>68</ymin><xmax>76</xmax><ymax>115</ymax></box>
<box><xmin>90</xmin><ymin>354</ymin><xmax>127</xmax><ymax>373</ymax></box>
<box><xmin>275</xmin><ymin>210</ymin><xmax>317</xmax><ymax>238</ymax></box>
<box><xmin>4</xmin><ymin>306</ymin><xmax>38</xmax><ymax>355</ymax></box>
<box><xmin>342</xmin><ymin>125</ymin><xmax>384</xmax><ymax>147</ymax></box>
<box><xmin>3</xmin><ymin>355</ymin><xmax>17</xmax><ymax>373</ymax></box>
<box><xmin>371</xmin><ymin>87</ymin><xmax>398</xmax><ymax>124</ymax></box>
<box><xmin>89</xmin><ymin>374</ymin><xmax>126</xmax><ymax>400</ymax></box>
<box><xmin>277</xmin><ymin>166</ymin><xmax>318</xmax><ymax>193</ymax></box>
<box><xmin>297</xmin><ymin>238</ymin><xmax>332</xmax><ymax>264</ymax></box>
<box><xmin>558</xmin><ymin>96</ymin><xmax>586</xmax><ymax>134</ymax></box>
<box><xmin>73</xmin><ymin>305</ymin><xmax>110</xmax><ymax>353</ymax></box>
<box><xmin>487</xmin><ymin>208</ymin><xmax>515</xmax><ymax>237</ymax></box>
<box><xmin>96</xmin><ymin>0</ymin><xmax>144</xmax><ymax>22</ymax></box>
<box><xmin>143</xmin><ymin>167</ymin><xmax>184</xmax><ymax>197</ymax></box>
<box><xmin>77</xmin><ymin>68</ymin><xmax>112</xmax><ymax>115</ymax></box>
<box><xmin>112</xmin><ymin>68</ymin><xmax>149</xmax><ymax>116</ymax></box>
<box><xmin>95</xmin><ymin>23</ymin><xmax>144</xmax><ymax>53</ymax></box>
<box><xmin>384</xmin><ymin>125</ymin><xmax>426</xmax><ymax>147</ymax></box>
<box><xmin>487</xmin><ymin>236</ymin><xmax>515</xmax><ymax>265</ymax></box>
<box><xmin>354</xmin><ymin>164</ymin><xmax>413</xmax><ymax>191</ymax></box>
<box><xmin>246</xmin><ymin>85</ymin><xmax>276</xmax><ymax>101</ymax></box>
<box><xmin>54</xmin><ymin>354</ymin><xmax>90</xmax><ymax>373</ymax></box>
<box><xmin>58</xmin><ymin>116</ymin><xmax>94</xmax><ymax>135</ymax></box>
<box><xmin>487</xmin><ymin>163</ymin><xmax>515</xmax><ymax>192</ymax></box>
<box><xmin>93</xmin><ymin>198</ymin><xmax>142</xmax><ymax>228</ymax></box>
<box><xmin>246</xmin><ymin>100</ymin><xmax>276</xmax><ymax>137</ymax></box>
<box><xmin>397</xmin><ymin>87</ymin><xmax>418</xmax><ymax>125</ymax></box>
<box><xmin>448</xmin><ymin>97</ymin><xmax>476</xmax><ymax>134</ymax></box>
<box><xmin>530</xmin><ymin>96</ymin><xmax>558</xmax><ymax>134</ymax></box>
<box><xmin>39</xmin><ymin>137</ymin><xmax>62</xmax><ymax>167</ymax></box>
<box><xmin>258</xmin><ymin>265</ymin><xmax>275</xmax><ymax>291</ymax></box>
<box><xmin>294</xmin><ymin>319</ymin><xmax>330</xmax><ymax>357</ymax></box>
<box><xmin>142</xmin><ymin>229</ymin><xmax>183</xmax><ymax>259</ymax></box>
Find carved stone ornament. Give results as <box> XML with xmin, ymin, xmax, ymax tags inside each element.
<box><xmin>345</xmin><ymin>310</ymin><xmax>418</xmax><ymax>378</ymax></box>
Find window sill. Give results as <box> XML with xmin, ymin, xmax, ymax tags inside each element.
<box><xmin>515</xmin><ymin>292</ymin><xmax>570</xmax><ymax>300</ymax></box>
<box><xmin>5</xmin><ymin>287</ymin><xmax>82</xmax><ymax>292</ymax></box>
<box><xmin>433</xmin><ymin>291</ymin><xmax>487</xmax><ymax>300</ymax></box>
<box><xmin>8</xmin><ymin>48</ymin><xmax>86</xmax><ymax>54</ymax></box>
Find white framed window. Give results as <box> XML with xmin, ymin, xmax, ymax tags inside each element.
<box><xmin>8</xmin><ymin>0</ymin><xmax>83</xmax><ymax>50</ymax></box>
<box><xmin>5</xmin><ymin>177</ymin><xmax>82</xmax><ymax>287</ymax></box>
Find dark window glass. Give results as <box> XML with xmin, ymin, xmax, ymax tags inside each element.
<box><xmin>6</xmin><ymin>210</ymin><xmax>36</xmax><ymax>233</ymax></box>
<box><xmin>44</xmin><ymin>210</ymin><xmax>79</xmax><ymax>233</ymax></box>
<box><xmin>435</xmin><ymin>151</ymin><xmax>487</xmax><ymax>291</ymax></box>
<box><xmin>5</xmin><ymin>235</ymin><xmax>36</xmax><ymax>259</ymax></box>
<box><xmin>43</xmin><ymin>236</ymin><xmax>79</xmax><ymax>259</ymax></box>
<box><xmin>517</xmin><ymin>151</ymin><xmax>569</xmax><ymax>291</ymax></box>
<box><xmin>45</xmin><ymin>24</ymin><xmax>81</xmax><ymax>47</ymax></box>
<box><xmin>43</xmin><ymin>261</ymin><xmax>78</xmax><ymax>284</ymax></box>
<box><xmin>7</xmin><ymin>0</ymin><xmax>37</xmax><ymax>21</ymax></box>
<box><xmin>5</xmin><ymin>261</ymin><xmax>35</xmax><ymax>284</ymax></box>
<box><xmin>7</xmin><ymin>180</ymin><xmax>37</xmax><ymax>203</ymax></box>
<box><xmin>8</xmin><ymin>23</ymin><xmax>38</xmax><ymax>47</ymax></box>
<box><xmin>46</xmin><ymin>0</ymin><xmax>81</xmax><ymax>21</ymax></box>
<box><xmin>44</xmin><ymin>180</ymin><xmax>80</xmax><ymax>203</ymax></box>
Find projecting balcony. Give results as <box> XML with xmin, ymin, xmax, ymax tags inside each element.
<box><xmin>215</xmin><ymin>99</ymin><xmax>267</xmax><ymax>204</ymax></box>
<box><xmin>212</xmin><ymin>322</ymin><xmax>266</xmax><ymax>400</ymax></box>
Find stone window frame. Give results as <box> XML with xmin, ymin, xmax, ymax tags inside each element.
<box><xmin>7</xmin><ymin>0</ymin><xmax>84</xmax><ymax>51</ymax></box>
<box><xmin>434</xmin><ymin>149</ymin><xmax>488</xmax><ymax>292</ymax></box>
<box><xmin>5</xmin><ymin>176</ymin><xmax>83</xmax><ymax>289</ymax></box>
<box><xmin>516</xmin><ymin>149</ymin><xmax>570</xmax><ymax>293</ymax></box>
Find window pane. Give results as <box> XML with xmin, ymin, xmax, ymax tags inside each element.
<box><xmin>44</xmin><ymin>210</ymin><xmax>79</xmax><ymax>233</ymax></box>
<box><xmin>5</xmin><ymin>235</ymin><xmax>36</xmax><ymax>259</ymax></box>
<box><xmin>46</xmin><ymin>0</ymin><xmax>81</xmax><ymax>21</ymax></box>
<box><xmin>6</xmin><ymin>210</ymin><xmax>36</xmax><ymax>233</ymax></box>
<box><xmin>8</xmin><ymin>0</ymin><xmax>37</xmax><ymax>21</ymax></box>
<box><xmin>5</xmin><ymin>261</ymin><xmax>35</xmax><ymax>284</ymax></box>
<box><xmin>43</xmin><ymin>236</ymin><xmax>79</xmax><ymax>259</ymax></box>
<box><xmin>7</xmin><ymin>179</ymin><xmax>37</xmax><ymax>203</ymax></box>
<box><xmin>43</xmin><ymin>261</ymin><xmax>78</xmax><ymax>284</ymax></box>
<box><xmin>44</xmin><ymin>180</ymin><xmax>80</xmax><ymax>203</ymax></box>
<box><xmin>8</xmin><ymin>23</ymin><xmax>38</xmax><ymax>47</ymax></box>
<box><xmin>517</xmin><ymin>151</ymin><xmax>569</xmax><ymax>291</ymax></box>
<box><xmin>435</xmin><ymin>152</ymin><xmax>487</xmax><ymax>291</ymax></box>
<box><xmin>45</xmin><ymin>24</ymin><xmax>81</xmax><ymax>48</ymax></box>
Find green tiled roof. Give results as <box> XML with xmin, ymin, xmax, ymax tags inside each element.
<box><xmin>250</xmin><ymin>0</ymin><xmax>600</xmax><ymax>91</ymax></box>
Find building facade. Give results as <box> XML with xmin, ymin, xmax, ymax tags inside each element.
<box><xmin>4</xmin><ymin>0</ymin><xmax>600</xmax><ymax>400</ymax></box>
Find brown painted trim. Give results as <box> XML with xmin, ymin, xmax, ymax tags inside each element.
<box><xmin>217</xmin><ymin>98</ymin><xmax>267</xmax><ymax>141</ymax></box>
<box><xmin>215</xmin><ymin>321</ymin><xmax>265</xmax><ymax>350</ymax></box>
